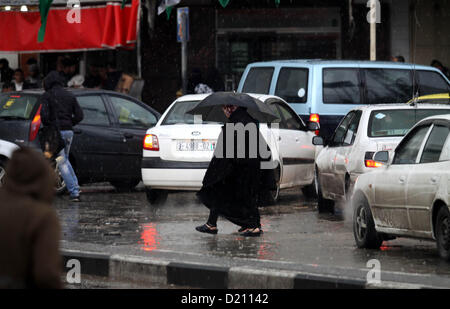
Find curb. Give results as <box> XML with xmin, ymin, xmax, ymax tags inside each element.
<box><xmin>62</xmin><ymin>249</ymin><xmax>368</xmax><ymax>289</ymax></box>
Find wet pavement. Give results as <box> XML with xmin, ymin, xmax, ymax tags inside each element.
<box><xmin>55</xmin><ymin>184</ymin><xmax>450</xmax><ymax>285</ymax></box>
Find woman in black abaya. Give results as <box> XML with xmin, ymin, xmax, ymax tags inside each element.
<box><xmin>196</xmin><ymin>105</ymin><xmax>269</xmax><ymax>237</ymax></box>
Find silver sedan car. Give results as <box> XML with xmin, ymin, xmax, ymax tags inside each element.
<box><xmin>352</xmin><ymin>114</ymin><xmax>450</xmax><ymax>260</ymax></box>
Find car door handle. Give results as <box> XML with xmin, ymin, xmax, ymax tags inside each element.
<box><xmin>123</xmin><ymin>133</ymin><xmax>134</xmax><ymax>139</ymax></box>
<box><xmin>73</xmin><ymin>129</ymin><xmax>82</xmax><ymax>134</ymax></box>
<box><xmin>399</xmin><ymin>176</ymin><xmax>406</xmax><ymax>183</ymax></box>
<box><xmin>295</xmin><ymin>137</ymin><xmax>299</xmax><ymax>142</ymax></box>
<box><xmin>431</xmin><ymin>176</ymin><xmax>439</xmax><ymax>183</ymax></box>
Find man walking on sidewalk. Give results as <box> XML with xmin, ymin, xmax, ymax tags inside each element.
<box><xmin>41</xmin><ymin>71</ymin><xmax>84</xmax><ymax>202</ymax></box>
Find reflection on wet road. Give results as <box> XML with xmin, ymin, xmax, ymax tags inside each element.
<box><xmin>54</xmin><ymin>184</ymin><xmax>450</xmax><ymax>277</ymax></box>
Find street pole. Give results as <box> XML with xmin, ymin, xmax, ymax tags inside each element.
<box><xmin>370</xmin><ymin>0</ymin><xmax>376</xmax><ymax>61</ymax></box>
<box><xmin>181</xmin><ymin>40</ymin><xmax>187</xmax><ymax>94</ymax></box>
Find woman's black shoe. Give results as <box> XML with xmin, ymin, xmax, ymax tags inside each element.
<box><xmin>240</xmin><ymin>228</ymin><xmax>263</xmax><ymax>237</ymax></box>
<box><xmin>195</xmin><ymin>224</ymin><xmax>218</xmax><ymax>234</ymax></box>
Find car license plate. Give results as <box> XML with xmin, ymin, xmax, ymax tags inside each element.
<box><xmin>176</xmin><ymin>140</ymin><xmax>216</xmax><ymax>151</ymax></box>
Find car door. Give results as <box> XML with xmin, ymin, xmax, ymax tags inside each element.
<box><xmin>333</xmin><ymin>110</ymin><xmax>362</xmax><ymax>197</ymax></box>
<box><xmin>319</xmin><ymin>111</ymin><xmax>355</xmax><ymax>198</ymax></box>
<box><xmin>406</xmin><ymin>123</ymin><xmax>450</xmax><ymax>233</ymax></box>
<box><xmin>72</xmin><ymin>94</ymin><xmax>123</xmax><ymax>181</ymax></box>
<box><xmin>372</xmin><ymin>124</ymin><xmax>432</xmax><ymax>230</ymax></box>
<box><xmin>273</xmin><ymin>101</ymin><xmax>315</xmax><ymax>186</ymax></box>
<box><xmin>107</xmin><ymin>94</ymin><xmax>158</xmax><ymax>178</ymax></box>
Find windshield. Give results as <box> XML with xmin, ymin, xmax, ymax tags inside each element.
<box><xmin>162</xmin><ymin>100</ymin><xmax>222</xmax><ymax>125</ymax></box>
<box><xmin>0</xmin><ymin>94</ymin><xmax>38</xmax><ymax>120</ymax></box>
<box><xmin>368</xmin><ymin>109</ymin><xmax>450</xmax><ymax>137</ymax></box>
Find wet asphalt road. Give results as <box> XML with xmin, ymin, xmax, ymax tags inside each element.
<box><xmin>54</xmin><ymin>183</ymin><xmax>450</xmax><ymax>284</ymax></box>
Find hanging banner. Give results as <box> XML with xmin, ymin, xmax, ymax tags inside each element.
<box><xmin>0</xmin><ymin>0</ymin><xmax>140</xmax><ymax>52</ymax></box>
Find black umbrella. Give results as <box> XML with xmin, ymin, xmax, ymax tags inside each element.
<box><xmin>187</xmin><ymin>92</ymin><xmax>279</xmax><ymax>123</ymax></box>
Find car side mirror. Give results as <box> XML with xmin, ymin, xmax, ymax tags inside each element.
<box><xmin>312</xmin><ymin>136</ymin><xmax>324</xmax><ymax>146</ymax></box>
<box><xmin>308</xmin><ymin>122</ymin><xmax>320</xmax><ymax>131</ymax></box>
<box><xmin>374</xmin><ymin>151</ymin><xmax>389</xmax><ymax>163</ymax></box>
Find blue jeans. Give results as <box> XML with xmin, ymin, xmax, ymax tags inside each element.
<box><xmin>58</xmin><ymin>130</ymin><xmax>80</xmax><ymax>197</ymax></box>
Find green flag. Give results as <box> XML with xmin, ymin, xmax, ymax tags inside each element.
<box><xmin>38</xmin><ymin>0</ymin><xmax>53</xmax><ymax>43</ymax></box>
<box><xmin>275</xmin><ymin>0</ymin><xmax>280</xmax><ymax>7</ymax></box>
<box><xmin>121</xmin><ymin>0</ymin><xmax>127</xmax><ymax>9</ymax></box>
<box><xmin>219</xmin><ymin>0</ymin><xmax>230</xmax><ymax>8</ymax></box>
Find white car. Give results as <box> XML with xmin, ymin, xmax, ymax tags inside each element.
<box><xmin>313</xmin><ymin>104</ymin><xmax>450</xmax><ymax>213</ymax></box>
<box><xmin>141</xmin><ymin>94</ymin><xmax>319</xmax><ymax>205</ymax></box>
<box><xmin>352</xmin><ymin>114</ymin><xmax>450</xmax><ymax>260</ymax></box>
<box><xmin>0</xmin><ymin>139</ymin><xmax>19</xmax><ymax>186</ymax></box>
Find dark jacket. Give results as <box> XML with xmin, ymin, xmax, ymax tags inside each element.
<box><xmin>41</xmin><ymin>71</ymin><xmax>83</xmax><ymax>131</ymax></box>
<box><xmin>197</xmin><ymin>107</ymin><xmax>271</xmax><ymax>228</ymax></box>
<box><xmin>0</xmin><ymin>147</ymin><xmax>62</xmax><ymax>289</ymax></box>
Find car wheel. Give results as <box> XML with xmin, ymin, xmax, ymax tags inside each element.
<box><xmin>259</xmin><ymin>166</ymin><xmax>280</xmax><ymax>206</ymax></box>
<box><xmin>301</xmin><ymin>175</ymin><xmax>317</xmax><ymax>199</ymax></box>
<box><xmin>145</xmin><ymin>188</ymin><xmax>168</xmax><ymax>206</ymax></box>
<box><xmin>436</xmin><ymin>206</ymin><xmax>450</xmax><ymax>261</ymax></box>
<box><xmin>0</xmin><ymin>158</ymin><xmax>7</xmax><ymax>187</ymax></box>
<box><xmin>353</xmin><ymin>195</ymin><xmax>383</xmax><ymax>249</ymax></box>
<box><xmin>52</xmin><ymin>159</ymin><xmax>67</xmax><ymax>195</ymax></box>
<box><xmin>110</xmin><ymin>179</ymin><xmax>140</xmax><ymax>192</ymax></box>
<box><xmin>315</xmin><ymin>168</ymin><xmax>334</xmax><ymax>213</ymax></box>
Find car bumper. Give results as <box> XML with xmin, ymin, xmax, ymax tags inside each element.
<box><xmin>141</xmin><ymin>157</ymin><xmax>209</xmax><ymax>190</ymax></box>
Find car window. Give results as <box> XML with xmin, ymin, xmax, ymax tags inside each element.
<box><xmin>343</xmin><ymin>110</ymin><xmax>362</xmax><ymax>146</ymax></box>
<box><xmin>274</xmin><ymin>102</ymin><xmax>305</xmax><ymax>130</ymax></box>
<box><xmin>420</xmin><ymin>125</ymin><xmax>450</xmax><ymax>163</ymax></box>
<box><xmin>76</xmin><ymin>96</ymin><xmax>110</xmax><ymax>126</ymax></box>
<box><xmin>0</xmin><ymin>94</ymin><xmax>38</xmax><ymax>120</ymax></box>
<box><xmin>274</xmin><ymin>68</ymin><xmax>308</xmax><ymax>103</ymax></box>
<box><xmin>393</xmin><ymin>125</ymin><xmax>431</xmax><ymax>164</ymax></box>
<box><xmin>109</xmin><ymin>96</ymin><xmax>157</xmax><ymax>128</ymax></box>
<box><xmin>162</xmin><ymin>100</ymin><xmax>222</xmax><ymax>125</ymax></box>
<box><xmin>323</xmin><ymin>69</ymin><xmax>361</xmax><ymax>104</ymax></box>
<box><xmin>418</xmin><ymin>71</ymin><xmax>450</xmax><ymax>96</ymax></box>
<box><xmin>368</xmin><ymin>109</ymin><xmax>450</xmax><ymax>138</ymax></box>
<box><xmin>439</xmin><ymin>133</ymin><xmax>450</xmax><ymax>161</ymax></box>
<box><xmin>330</xmin><ymin>112</ymin><xmax>355</xmax><ymax>146</ymax></box>
<box><xmin>241</xmin><ymin>67</ymin><xmax>274</xmax><ymax>94</ymax></box>
<box><xmin>364</xmin><ymin>69</ymin><xmax>413</xmax><ymax>103</ymax></box>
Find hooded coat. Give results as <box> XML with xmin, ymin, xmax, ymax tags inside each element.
<box><xmin>41</xmin><ymin>71</ymin><xmax>83</xmax><ymax>131</ymax></box>
<box><xmin>197</xmin><ymin>107</ymin><xmax>272</xmax><ymax>228</ymax></box>
<box><xmin>0</xmin><ymin>147</ymin><xmax>62</xmax><ymax>289</ymax></box>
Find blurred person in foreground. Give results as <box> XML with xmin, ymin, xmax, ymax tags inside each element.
<box><xmin>0</xmin><ymin>147</ymin><xmax>62</xmax><ymax>289</ymax></box>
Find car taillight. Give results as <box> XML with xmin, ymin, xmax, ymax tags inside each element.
<box><xmin>143</xmin><ymin>134</ymin><xmax>159</xmax><ymax>151</ymax></box>
<box><xmin>365</xmin><ymin>159</ymin><xmax>383</xmax><ymax>168</ymax></box>
<box><xmin>309</xmin><ymin>114</ymin><xmax>320</xmax><ymax>135</ymax></box>
<box><xmin>29</xmin><ymin>105</ymin><xmax>42</xmax><ymax>141</ymax></box>
<box><xmin>309</xmin><ymin>113</ymin><xmax>320</xmax><ymax>123</ymax></box>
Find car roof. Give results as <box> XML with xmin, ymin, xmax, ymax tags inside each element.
<box><xmin>246</xmin><ymin>59</ymin><xmax>435</xmax><ymax>70</ymax></box>
<box><xmin>351</xmin><ymin>103</ymin><xmax>450</xmax><ymax>112</ymax></box>
<box><xmin>175</xmin><ymin>93</ymin><xmax>284</xmax><ymax>103</ymax></box>
<box><xmin>418</xmin><ymin>114</ymin><xmax>450</xmax><ymax>123</ymax></box>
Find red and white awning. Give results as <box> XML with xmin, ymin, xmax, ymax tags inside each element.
<box><xmin>0</xmin><ymin>0</ymin><xmax>140</xmax><ymax>52</ymax></box>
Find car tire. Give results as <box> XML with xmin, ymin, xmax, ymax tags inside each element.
<box><xmin>110</xmin><ymin>179</ymin><xmax>140</xmax><ymax>192</ymax></box>
<box><xmin>301</xmin><ymin>177</ymin><xmax>317</xmax><ymax>199</ymax></box>
<box><xmin>315</xmin><ymin>168</ymin><xmax>334</xmax><ymax>213</ymax></box>
<box><xmin>259</xmin><ymin>165</ymin><xmax>281</xmax><ymax>206</ymax></box>
<box><xmin>145</xmin><ymin>188</ymin><xmax>168</xmax><ymax>206</ymax></box>
<box><xmin>0</xmin><ymin>158</ymin><xmax>7</xmax><ymax>187</ymax></box>
<box><xmin>353</xmin><ymin>195</ymin><xmax>383</xmax><ymax>249</ymax></box>
<box><xmin>435</xmin><ymin>206</ymin><xmax>450</xmax><ymax>261</ymax></box>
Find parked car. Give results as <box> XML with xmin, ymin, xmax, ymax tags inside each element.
<box><xmin>351</xmin><ymin>114</ymin><xmax>450</xmax><ymax>260</ymax></box>
<box><xmin>237</xmin><ymin>60</ymin><xmax>450</xmax><ymax>138</ymax></box>
<box><xmin>312</xmin><ymin>104</ymin><xmax>450</xmax><ymax>213</ymax></box>
<box><xmin>0</xmin><ymin>89</ymin><xmax>160</xmax><ymax>191</ymax></box>
<box><xmin>0</xmin><ymin>138</ymin><xmax>19</xmax><ymax>186</ymax></box>
<box><xmin>141</xmin><ymin>93</ymin><xmax>319</xmax><ymax>206</ymax></box>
